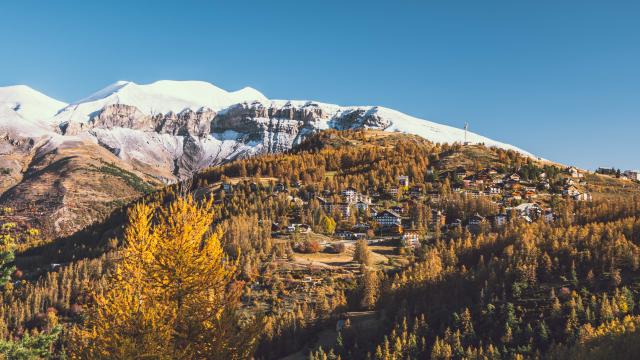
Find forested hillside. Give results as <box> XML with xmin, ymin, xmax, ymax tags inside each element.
<box><xmin>0</xmin><ymin>130</ymin><xmax>639</xmax><ymax>359</ymax></box>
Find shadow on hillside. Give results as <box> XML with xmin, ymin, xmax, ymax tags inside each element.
<box><xmin>15</xmin><ymin>205</ymin><xmax>127</xmax><ymax>278</ymax></box>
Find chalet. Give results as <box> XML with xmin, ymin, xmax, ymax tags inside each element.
<box><xmin>387</xmin><ymin>187</ymin><xmax>399</xmax><ymax>196</ymax></box>
<box><xmin>562</xmin><ymin>185</ymin><xmax>580</xmax><ymax>197</ymax></box>
<box><xmin>249</xmin><ymin>182</ymin><xmax>259</xmax><ymax>192</ymax></box>
<box><xmin>398</xmin><ymin>175</ymin><xmax>410</xmax><ymax>188</ymax></box>
<box><xmin>401</xmin><ymin>231</ymin><xmax>420</xmax><ymax>248</ymax></box>
<box><xmin>336</xmin><ymin>203</ymin><xmax>351</xmax><ymax>217</ymax></box>
<box><xmin>624</xmin><ymin>170</ymin><xmax>640</xmax><ymax>181</ymax></box>
<box><xmin>513</xmin><ymin>203</ymin><xmax>542</xmax><ymax>218</ymax></box>
<box><xmin>485</xmin><ymin>167</ymin><xmax>499</xmax><ymax>175</ymax></box>
<box><xmin>486</xmin><ymin>186</ymin><xmax>501</xmax><ymax>195</ymax></box>
<box><xmin>506</xmin><ymin>173</ymin><xmax>521</xmax><ymax>182</ymax></box>
<box><xmin>463</xmin><ymin>175</ymin><xmax>475</xmax><ymax>187</ymax></box>
<box><xmin>431</xmin><ymin>209</ymin><xmax>446</xmax><ymax>227</ymax></box>
<box><xmin>573</xmin><ymin>192</ymin><xmax>592</xmax><ymax>202</ymax></box>
<box><xmin>391</xmin><ymin>205</ymin><xmax>404</xmax><ymax>215</ymax></box>
<box><xmin>409</xmin><ymin>185</ymin><xmax>424</xmax><ymax>198</ymax></box>
<box><xmin>374</xmin><ymin>210</ymin><xmax>402</xmax><ymax>227</ymax></box>
<box><xmin>335</xmin><ymin>230</ymin><xmax>355</xmax><ymax>239</ymax></box>
<box><xmin>448</xmin><ymin>218</ymin><xmax>463</xmax><ymax>229</ymax></box>
<box><xmin>523</xmin><ymin>187</ymin><xmax>538</xmax><ymax>199</ymax></box>
<box><xmin>468</xmin><ymin>213</ymin><xmax>487</xmax><ymax>230</ymax></box>
<box><xmin>567</xmin><ymin>166</ymin><xmax>583</xmax><ymax>178</ymax></box>
<box><xmin>491</xmin><ymin>213</ymin><xmax>508</xmax><ymax>228</ymax></box>
<box><xmin>427</xmin><ymin>192</ymin><xmax>441</xmax><ymax>202</ymax></box>
<box><xmin>341</xmin><ymin>187</ymin><xmax>357</xmax><ymax>202</ymax></box>
<box><xmin>454</xmin><ymin>167</ymin><xmax>467</xmax><ymax>177</ymax></box>
<box><xmin>354</xmin><ymin>201</ymin><xmax>370</xmax><ymax>212</ymax></box>
<box><xmin>287</xmin><ymin>224</ymin><xmax>311</xmax><ymax>233</ymax></box>
<box><xmin>369</xmin><ymin>207</ymin><xmax>380</xmax><ymax>217</ymax></box>
<box><xmin>317</xmin><ymin>197</ymin><xmax>351</xmax><ymax>217</ymax></box>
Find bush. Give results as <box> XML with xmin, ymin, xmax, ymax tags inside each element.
<box><xmin>294</xmin><ymin>239</ymin><xmax>321</xmax><ymax>254</ymax></box>
<box><xmin>325</xmin><ymin>243</ymin><xmax>346</xmax><ymax>254</ymax></box>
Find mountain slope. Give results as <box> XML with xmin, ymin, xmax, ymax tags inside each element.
<box><xmin>0</xmin><ymin>79</ymin><xmax>536</xmax><ymax>239</ymax></box>
<box><xmin>0</xmin><ymin>80</ymin><xmax>533</xmax><ymax>182</ymax></box>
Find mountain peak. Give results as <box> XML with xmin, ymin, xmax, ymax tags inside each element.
<box><xmin>0</xmin><ymin>84</ymin><xmax>67</xmax><ymax>121</ymax></box>
<box><xmin>55</xmin><ymin>80</ymin><xmax>269</xmax><ymax>124</ymax></box>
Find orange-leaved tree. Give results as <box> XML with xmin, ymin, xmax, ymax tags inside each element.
<box><xmin>70</xmin><ymin>195</ymin><xmax>257</xmax><ymax>359</ymax></box>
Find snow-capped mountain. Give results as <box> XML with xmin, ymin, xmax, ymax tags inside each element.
<box><xmin>1</xmin><ymin>80</ymin><xmax>533</xmax><ymax>182</ymax></box>
<box><xmin>0</xmin><ymin>85</ymin><xmax>67</xmax><ymax>122</ymax></box>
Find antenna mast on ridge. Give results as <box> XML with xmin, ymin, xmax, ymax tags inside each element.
<box><xmin>464</xmin><ymin>122</ymin><xmax>469</xmax><ymax>145</ymax></box>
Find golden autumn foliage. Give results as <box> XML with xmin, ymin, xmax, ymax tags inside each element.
<box><xmin>70</xmin><ymin>196</ymin><xmax>257</xmax><ymax>359</ymax></box>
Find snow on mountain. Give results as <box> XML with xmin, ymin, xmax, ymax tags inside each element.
<box><xmin>0</xmin><ymin>79</ymin><xmax>535</xmax><ymax>182</ymax></box>
<box><xmin>0</xmin><ymin>85</ymin><xmax>67</xmax><ymax>122</ymax></box>
<box><xmin>53</xmin><ymin>80</ymin><xmax>268</xmax><ymax>124</ymax></box>
<box><xmin>265</xmin><ymin>100</ymin><xmax>532</xmax><ymax>156</ymax></box>
<box><xmin>0</xmin><ymin>105</ymin><xmax>55</xmax><ymax>137</ymax></box>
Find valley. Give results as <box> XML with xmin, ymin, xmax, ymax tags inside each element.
<box><xmin>1</xmin><ymin>129</ymin><xmax>639</xmax><ymax>358</ymax></box>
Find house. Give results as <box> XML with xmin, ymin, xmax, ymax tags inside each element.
<box><xmin>486</xmin><ymin>186</ymin><xmax>501</xmax><ymax>195</ymax></box>
<box><xmin>336</xmin><ymin>203</ymin><xmax>351</xmax><ymax>217</ymax></box>
<box><xmin>287</xmin><ymin>223</ymin><xmax>311</xmax><ymax>233</ymax></box>
<box><xmin>573</xmin><ymin>192</ymin><xmax>592</xmax><ymax>202</ymax></box>
<box><xmin>468</xmin><ymin>213</ymin><xmax>487</xmax><ymax>230</ymax></box>
<box><xmin>506</xmin><ymin>173</ymin><xmax>521</xmax><ymax>182</ymax></box>
<box><xmin>513</xmin><ymin>203</ymin><xmax>542</xmax><ymax>218</ymax></box>
<box><xmin>427</xmin><ymin>191</ymin><xmax>441</xmax><ymax>201</ymax></box>
<box><xmin>401</xmin><ymin>231</ymin><xmax>420</xmax><ymax>248</ymax></box>
<box><xmin>317</xmin><ymin>197</ymin><xmax>351</xmax><ymax>217</ymax></box>
<box><xmin>398</xmin><ymin>175</ymin><xmax>410</xmax><ymax>188</ymax></box>
<box><xmin>409</xmin><ymin>185</ymin><xmax>424</xmax><ymax>198</ymax></box>
<box><xmin>624</xmin><ymin>170</ymin><xmax>640</xmax><ymax>181</ymax></box>
<box><xmin>222</xmin><ymin>183</ymin><xmax>234</xmax><ymax>192</ymax></box>
<box><xmin>567</xmin><ymin>166</ymin><xmax>583</xmax><ymax>178</ymax></box>
<box><xmin>341</xmin><ymin>187</ymin><xmax>358</xmax><ymax>202</ymax></box>
<box><xmin>448</xmin><ymin>218</ymin><xmax>463</xmax><ymax>229</ymax></box>
<box><xmin>431</xmin><ymin>209</ymin><xmax>446</xmax><ymax>227</ymax></box>
<box><xmin>562</xmin><ymin>185</ymin><xmax>580</xmax><ymax>197</ymax></box>
<box><xmin>374</xmin><ymin>210</ymin><xmax>402</xmax><ymax>227</ymax></box>
<box><xmin>354</xmin><ymin>201</ymin><xmax>370</xmax><ymax>212</ymax></box>
<box><xmin>391</xmin><ymin>205</ymin><xmax>404</xmax><ymax>215</ymax></box>
<box><xmin>369</xmin><ymin>207</ymin><xmax>380</xmax><ymax>217</ymax></box>
<box><xmin>335</xmin><ymin>230</ymin><xmax>355</xmax><ymax>239</ymax></box>
<box><xmin>491</xmin><ymin>213</ymin><xmax>508</xmax><ymax>228</ymax></box>
<box><xmin>454</xmin><ymin>167</ymin><xmax>467</xmax><ymax>177</ymax></box>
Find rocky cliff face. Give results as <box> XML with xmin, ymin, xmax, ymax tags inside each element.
<box><xmin>55</xmin><ymin>101</ymin><xmax>395</xmax><ymax>181</ymax></box>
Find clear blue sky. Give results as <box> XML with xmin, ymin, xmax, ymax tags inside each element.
<box><xmin>1</xmin><ymin>0</ymin><xmax>638</xmax><ymax>170</ymax></box>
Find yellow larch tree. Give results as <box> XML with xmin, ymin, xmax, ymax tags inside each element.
<box><xmin>70</xmin><ymin>195</ymin><xmax>257</xmax><ymax>359</ymax></box>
